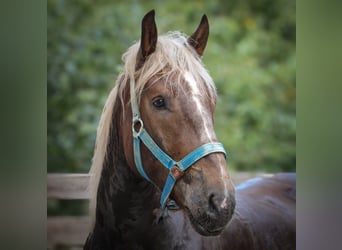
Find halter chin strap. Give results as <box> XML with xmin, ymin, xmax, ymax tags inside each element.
<box><xmin>130</xmin><ymin>78</ymin><xmax>227</xmax><ymax>208</ymax></box>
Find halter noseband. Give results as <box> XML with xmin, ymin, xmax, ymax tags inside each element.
<box><xmin>130</xmin><ymin>78</ymin><xmax>227</xmax><ymax>208</ymax></box>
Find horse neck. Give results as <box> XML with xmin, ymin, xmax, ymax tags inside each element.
<box><xmin>95</xmin><ymin>157</ymin><xmax>157</xmax><ymax>226</ymax></box>
<box><xmin>93</xmin><ymin>100</ymin><xmax>159</xmax><ymax>240</ymax></box>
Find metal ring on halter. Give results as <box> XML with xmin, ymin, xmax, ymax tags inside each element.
<box><xmin>132</xmin><ymin>117</ymin><xmax>144</xmax><ymax>138</ymax></box>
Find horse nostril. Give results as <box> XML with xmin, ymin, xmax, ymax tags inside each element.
<box><xmin>209</xmin><ymin>193</ymin><xmax>232</xmax><ymax>214</ymax></box>
<box><xmin>208</xmin><ymin>193</ymin><xmax>219</xmax><ymax>213</ymax></box>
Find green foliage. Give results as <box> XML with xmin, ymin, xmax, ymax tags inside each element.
<box><xmin>48</xmin><ymin>0</ymin><xmax>295</xmax><ymax>173</ymax></box>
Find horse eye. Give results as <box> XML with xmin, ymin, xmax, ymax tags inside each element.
<box><xmin>152</xmin><ymin>97</ymin><xmax>166</xmax><ymax>109</ymax></box>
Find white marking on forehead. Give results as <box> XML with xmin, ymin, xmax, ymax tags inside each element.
<box><xmin>184</xmin><ymin>71</ymin><xmax>212</xmax><ymax>142</ymax></box>
<box><xmin>184</xmin><ymin>71</ymin><xmax>230</xmax><ymax>197</ymax></box>
<box><xmin>184</xmin><ymin>71</ymin><xmax>201</xmax><ymax>95</ymax></box>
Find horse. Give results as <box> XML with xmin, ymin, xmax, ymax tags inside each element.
<box><xmin>84</xmin><ymin>10</ymin><xmax>296</xmax><ymax>250</ymax></box>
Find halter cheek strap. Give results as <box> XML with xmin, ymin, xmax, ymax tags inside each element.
<box><xmin>132</xmin><ymin>113</ymin><xmax>226</xmax><ymax>208</ymax></box>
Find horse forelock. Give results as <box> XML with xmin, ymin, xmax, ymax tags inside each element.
<box><xmin>120</xmin><ymin>31</ymin><xmax>217</xmax><ymax>107</ymax></box>
<box><xmin>88</xmin><ymin>31</ymin><xmax>217</xmax><ymax>230</ymax></box>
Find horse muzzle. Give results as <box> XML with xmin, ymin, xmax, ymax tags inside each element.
<box><xmin>184</xmin><ymin>191</ymin><xmax>236</xmax><ymax>236</ymax></box>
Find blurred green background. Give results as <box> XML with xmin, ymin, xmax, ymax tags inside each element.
<box><xmin>48</xmin><ymin>0</ymin><xmax>295</xmax><ymax>214</ymax></box>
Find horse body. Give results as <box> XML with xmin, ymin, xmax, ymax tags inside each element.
<box><xmin>84</xmin><ymin>10</ymin><xmax>295</xmax><ymax>250</ymax></box>
<box><xmin>221</xmin><ymin>173</ymin><xmax>296</xmax><ymax>250</ymax></box>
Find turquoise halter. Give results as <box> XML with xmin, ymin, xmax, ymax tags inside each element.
<box><xmin>130</xmin><ymin>78</ymin><xmax>227</xmax><ymax>208</ymax></box>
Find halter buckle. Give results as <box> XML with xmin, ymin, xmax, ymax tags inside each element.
<box><xmin>132</xmin><ymin>116</ymin><xmax>144</xmax><ymax>138</ymax></box>
<box><xmin>171</xmin><ymin>165</ymin><xmax>184</xmax><ymax>180</ymax></box>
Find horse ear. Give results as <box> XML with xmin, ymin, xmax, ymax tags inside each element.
<box><xmin>188</xmin><ymin>15</ymin><xmax>209</xmax><ymax>56</ymax></box>
<box><xmin>137</xmin><ymin>10</ymin><xmax>158</xmax><ymax>67</ymax></box>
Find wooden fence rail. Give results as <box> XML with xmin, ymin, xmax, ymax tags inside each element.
<box><xmin>47</xmin><ymin>172</ymin><xmax>272</xmax><ymax>249</ymax></box>
<box><xmin>48</xmin><ymin>174</ymin><xmax>91</xmax><ymax>200</ymax></box>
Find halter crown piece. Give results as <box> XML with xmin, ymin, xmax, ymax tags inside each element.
<box><xmin>130</xmin><ymin>77</ymin><xmax>227</xmax><ymax>208</ymax></box>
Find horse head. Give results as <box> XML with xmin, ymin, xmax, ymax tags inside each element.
<box><xmin>119</xmin><ymin>10</ymin><xmax>236</xmax><ymax>236</ymax></box>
